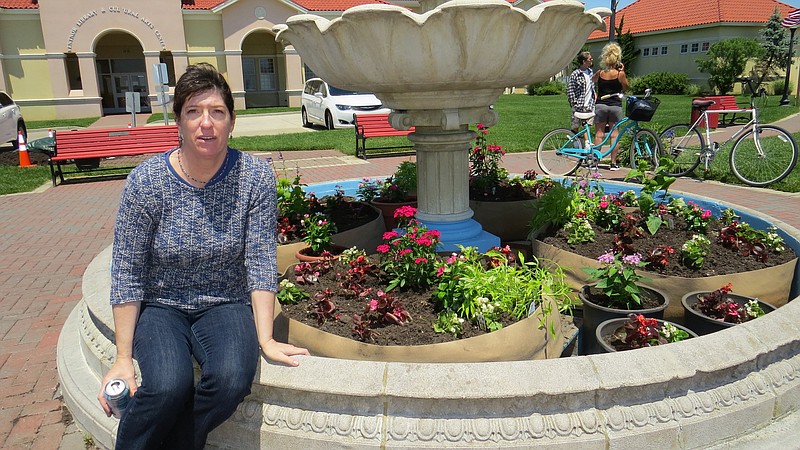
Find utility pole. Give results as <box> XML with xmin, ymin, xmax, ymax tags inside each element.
<box><xmin>780</xmin><ymin>10</ymin><xmax>800</xmax><ymax>106</ymax></box>
<box><xmin>608</xmin><ymin>0</ymin><xmax>619</xmax><ymax>42</ymax></box>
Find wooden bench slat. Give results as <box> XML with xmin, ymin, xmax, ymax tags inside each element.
<box><xmin>354</xmin><ymin>113</ymin><xmax>414</xmax><ymax>159</ymax></box>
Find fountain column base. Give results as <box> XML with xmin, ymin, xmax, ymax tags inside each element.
<box><xmin>418</xmin><ymin>217</ymin><xmax>500</xmax><ymax>252</ymax></box>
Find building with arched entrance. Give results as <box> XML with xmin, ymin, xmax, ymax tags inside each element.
<box><xmin>0</xmin><ymin>0</ymin><xmax>394</xmax><ymax>120</ymax></box>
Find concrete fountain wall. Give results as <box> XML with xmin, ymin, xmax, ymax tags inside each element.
<box><xmin>58</xmin><ymin>183</ymin><xmax>800</xmax><ymax>449</ymax></box>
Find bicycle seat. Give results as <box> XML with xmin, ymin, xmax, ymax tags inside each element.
<box><xmin>573</xmin><ymin>111</ymin><xmax>595</xmax><ymax>120</ymax></box>
<box><xmin>692</xmin><ymin>99</ymin><xmax>716</xmax><ymax>109</ymax></box>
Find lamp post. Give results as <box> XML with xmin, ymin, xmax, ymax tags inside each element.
<box><xmin>780</xmin><ymin>10</ymin><xmax>800</xmax><ymax>106</ymax></box>
<box><xmin>608</xmin><ymin>0</ymin><xmax>619</xmax><ymax>42</ymax></box>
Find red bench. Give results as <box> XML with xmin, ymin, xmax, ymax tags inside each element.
<box><xmin>705</xmin><ymin>95</ymin><xmax>747</xmax><ymax>127</ymax></box>
<box><xmin>354</xmin><ymin>114</ymin><xmax>414</xmax><ymax>159</ymax></box>
<box><xmin>41</xmin><ymin>125</ymin><xmax>179</xmax><ymax>186</ymax></box>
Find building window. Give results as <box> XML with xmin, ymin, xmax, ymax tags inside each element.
<box><xmin>691</xmin><ymin>43</ymin><xmax>699</xmax><ymax>53</ymax></box>
<box><xmin>65</xmin><ymin>53</ymin><xmax>82</xmax><ymax>90</ymax></box>
<box><xmin>651</xmin><ymin>47</ymin><xmax>659</xmax><ymax>56</ymax></box>
<box><xmin>680</xmin><ymin>44</ymin><xmax>688</xmax><ymax>54</ymax></box>
<box><xmin>661</xmin><ymin>46</ymin><xmax>668</xmax><ymax>55</ymax></box>
<box><xmin>643</xmin><ymin>48</ymin><xmax>650</xmax><ymax>57</ymax></box>
<box><xmin>702</xmin><ymin>42</ymin><xmax>710</xmax><ymax>52</ymax></box>
<box><xmin>242</xmin><ymin>57</ymin><xmax>277</xmax><ymax>92</ymax></box>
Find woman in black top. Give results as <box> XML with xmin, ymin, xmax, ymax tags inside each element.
<box><xmin>592</xmin><ymin>42</ymin><xmax>629</xmax><ymax>170</ymax></box>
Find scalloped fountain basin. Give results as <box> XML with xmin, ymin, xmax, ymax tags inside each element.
<box><xmin>58</xmin><ymin>179</ymin><xmax>800</xmax><ymax>449</ymax></box>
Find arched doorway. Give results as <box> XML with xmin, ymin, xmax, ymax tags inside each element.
<box><xmin>95</xmin><ymin>32</ymin><xmax>150</xmax><ymax>115</ymax></box>
<box><xmin>241</xmin><ymin>31</ymin><xmax>284</xmax><ymax>108</ymax></box>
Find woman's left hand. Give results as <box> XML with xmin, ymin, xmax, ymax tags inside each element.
<box><xmin>260</xmin><ymin>338</ymin><xmax>309</xmax><ymax>366</ymax></box>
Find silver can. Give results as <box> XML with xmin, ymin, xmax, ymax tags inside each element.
<box><xmin>103</xmin><ymin>378</ymin><xmax>130</xmax><ymax>419</ymax></box>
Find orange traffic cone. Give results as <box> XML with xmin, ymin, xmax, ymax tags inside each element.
<box><xmin>17</xmin><ymin>131</ymin><xmax>35</xmax><ymax>168</ymax></box>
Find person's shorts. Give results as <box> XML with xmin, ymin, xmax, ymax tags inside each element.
<box><xmin>571</xmin><ymin>112</ymin><xmax>593</xmax><ymax>131</ymax></box>
<box><xmin>594</xmin><ymin>104</ymin><xmax>623</xmax><ymax>124</ymax></box>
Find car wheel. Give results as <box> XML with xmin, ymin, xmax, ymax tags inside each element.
<box><xmin>301</xmin><ymin>108</ymin><xmax>311</xmax><ymax>128</ymax></box>
<box><xmin>325</xmin><ymin>111</ymin><xmax>335</xmax><ymax>130</ymax></box>
<box><xmin>12</xmin><ymin>121</ymin><xmax>27</xmax><ymax>149</ymax></box>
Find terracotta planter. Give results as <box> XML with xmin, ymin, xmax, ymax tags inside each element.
<box><xmin>295</xmin><ymin>244</ymin><xmax>347</xmax><ymax>262</ymax></box>
<box><xmin>272</xmin><ymin>298</ymin><xmax>568</xmax><ymax>363</ymax></box>
<box><xmin>469</xmin><ymin>198</ymin><xmax>538</xmax><ymax>242</ymax></box>
<box><xmin>578</xmin><ymin>283</ymin><xmax>669</xmax><ymax>355</ymax></box>
<box><xmin>370</xmin><ymin>198</ymin><xmax>417</xmax><ymax>231</ymax></box>
<box><xmin>681</xmin><ymin>291</ymin><xmax>778</xmax><ymax>336</ymax></box>
<box><xmin>595</xmin><ymin>317</ymin><xmax>698</xmax><ymax>353</ymax></box>
<box><xmin>532</xmin><ymin>239</ymin><xmax>796</xmax><ymax>322</ymax></box>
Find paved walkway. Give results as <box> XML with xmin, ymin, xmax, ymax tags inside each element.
<box><xmin>1</xmin><ymin>112</ymin><xmax>799</xmax><ymax>448</ymax></box>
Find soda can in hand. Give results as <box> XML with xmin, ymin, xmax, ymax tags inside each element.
<box><xmin>103</xmin><ymin>378</ymin><xmax>130</xmax><ymax>419</ymax></box>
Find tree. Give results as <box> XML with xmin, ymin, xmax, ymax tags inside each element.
<box><xmin>697</xmin><ymin>38</ymin><xmax>765</xmax><ymax>94</ymax></box>
<box><xmin>615</xmin><ymin>16</ymin><xmax>640</xmax><ymax>76</ymax></box>
<box><xmin>753</xmin><ymin>7</ymin><xmax>793</xmax><ymax>89</ymax></box>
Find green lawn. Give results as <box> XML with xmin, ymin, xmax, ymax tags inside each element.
<box><xmin>3</xmin><ymin>93</ymin><xmax>798</xmax><ymax>196</ymax></box>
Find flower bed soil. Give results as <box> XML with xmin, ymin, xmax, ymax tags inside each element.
<box><xmin>540</xmin><ymin>213</ymin><xmax>796</xmax><ymax>278</ymax></box>
<box><xmin>279</xmin><ymin>257</ymin><xmax>574</xmax><ymax>347</ymax></box>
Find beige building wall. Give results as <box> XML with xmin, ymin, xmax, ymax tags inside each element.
<box><xmin>1</xmin><ymin>0</ymin><xmax>309</xmax><ymax>121</ymax></box>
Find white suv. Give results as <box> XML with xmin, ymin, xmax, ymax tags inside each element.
<box><xmin>301</xmin><ymin>78</ymin><xmax>390</xmax><ymax>129</ymax></box>
<box><xmin>0</xmin><ymin>91</ymin><xmax>26</xmax><ymax>149</ymax></box>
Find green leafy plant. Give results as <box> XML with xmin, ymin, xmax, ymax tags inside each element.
<box><xmin>681</xmin><ymin>202</ymin><xmax>714</xmax><ymax>233</ymax></box>
<box><xmin>276</xmin><ymin>279</ymin><xmax>311</xmax><ymax>305</ymax></box>
<box><xmin>377</xmin><ymin>210</ymin><xmax>441</xmax><ymax>291</ymax></box>
<box><xmin>356</xmin><ymin>178</ymin><xmax>384</xmax><ymax>203</ymax></box>
<box><xmin>564</xmin><ymin>216</ymin><xmax>595</xmax><ymax>244</ymax></box>
<box><xmin>301</xmin><ymin>212</ymin><xmax>337</xmax><ymax>256</ymax></box>
<box><xmin>697</xmin><ymin>37</ymin><xmax>764</xmax><ymax>94</ymax></box>
<box><xmin>624</xmin><ymin>157</ymin><xmax>676</xmax><ymax>234</ymax></box>
<box><xmin>469</xmin><ymin>123</ymin><xmax>509</xmax><ymax>195</ymax></box>
<box><xmin>582</xmin><ymin>251</ymin><xmax>650</xmax><ymax>309</ymax></box>
<box><xmin>681</xmin><ymin>234</ymin><xmax>711</xmax><ymax>269</ymax></box>
<box><xmin>378</xmin><ymin>161</ymin><xmax>417</xmax><ymax>202</ymax></box>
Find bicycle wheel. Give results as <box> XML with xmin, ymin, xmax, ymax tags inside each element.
<box><xmin>730</xmin><ymin>124</ymin><xmax>798</xmax><ymax>187</ymax></box>
<box><xmin>658</xmin><ymin>124</ymin><xmax>702</xmax><ymax>177</ymax></box>
<box><xmin>536</xmin><ymin>128</ymin><xmax>583</xmax><ymax>177</ymax></box>
<box><xmin>629</xmin><ymin>128</ymin><xmax>664</xmax><ymax>169</ymax></box>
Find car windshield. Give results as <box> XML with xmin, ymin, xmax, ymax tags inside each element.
<box><xmin>329</xmin><ymin>85</ymin><xmax>372</xmax><ymax>96</ymax></box>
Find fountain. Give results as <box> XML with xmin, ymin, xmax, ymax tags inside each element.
<box><xmin>274</xmin><ymin>0</ymin><xmax>609</xmax><ymax>251</ymax></box>
<box><xmin>56</xmin><ymin>1</ymin><xmax>800</xmax><ymax>448</ymax></box>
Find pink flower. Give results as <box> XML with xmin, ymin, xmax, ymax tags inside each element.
<box><xmin>597</xmin><ymin>252</ymin><xmax>615</xmax><ymax>264</ymax></box>
<box><xmin>415</xmin><ymin>257</ymin><xmax>428</xmax><ymax>264</ymax></box>
<box><xmin>622</xmin><ymin>253</ymin><xmax>642</xmax><ymax>266</ymax></box>
<box><xmin>416</xmin><ymin>237</ymin><xmax>432</xmax><ymax>247</ymax></box>
<box><xmin>382</xmin><ymin>231</ymin><xmax>399</xmax><ymax>240</ymax></box>
<box><xmin>599</xmin><ymin>201</ymin><xmax>609</xmax><ymax>209</ymax></box>
<box><xmin>376</xmin><ymin>244</ymin><xmax>390</xmax><ymax>254</ymax></box>
<box><xmin>426</xmin><ymin>229</ymin><xmax>441</xmax><ymax>239</ymax></box>
<box><xmin>394</xmin><ymin>205</ymin><xmax>417</xmax><ymax>218</ymax></box>
<box><xmin>369</xmin><ymin>300</ymin><xmax>378</xmax><ymax>311</ymax></box>
<box><xmin>588</xmin><ymin>191</ymin><xmax>596</xmax><ymax>199</ymax></box>
<box><xmin>399</xmin><ymin>248</ymin><xmax>413</xmax><ymax>256</ymax></box>
<box><xmin>701</xmin><ymin>210</ymin><xmax>712</xmax><ymax>220</ymax></box>
<box><xmin>436</xmin><ymin>266</ymin><xmax>446</xmax><ymax>277</ymax></box>
<box><xmin>446</xmin><ymin>254</ymin><xmax>457</xmax><ymax>264</ymax></box>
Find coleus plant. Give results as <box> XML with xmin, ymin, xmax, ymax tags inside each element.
<box><xmin>696</xmin><ymin>283</ymin><xmax>766</xmax><ymax>324</ymax></box>
<box><xmin>608</xmin><ymin>313</ymin><xmax>690</xmax><ymax>350</ymax></box>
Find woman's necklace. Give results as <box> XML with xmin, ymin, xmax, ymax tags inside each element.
<box><xmin>176</xmin><ymin>149</ymin><xmax>227</xmax><ymax>185</ymax></box>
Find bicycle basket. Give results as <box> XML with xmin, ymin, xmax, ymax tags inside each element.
<box><xmin>626</xmin><ymin>96</ymin><xmax>660</xmax><ymax>122</ymax></box>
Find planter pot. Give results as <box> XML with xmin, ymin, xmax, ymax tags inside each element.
<box><xmin>469</xmin><ymin>198</ymin><xmax>537</xmax><ymax>242</ymax></box>
<box><xmin>277</xmin><ymin>242</ymin><xmax>307</xmax><ymax>274</ymax></box>
<box><xmin>532</xmin><ymin>239</ymin><xmax>796</xmax><ymax>322</ymax></box>
<box><xmin>272</xmin><ymin>299</ymin><xmax>568</xmax><ymax>363</ymax></box>
<box><xmin>330</xmin><ymin>202</ymin><xmax>384</xmax><ymax>253</ymax></box>
<box><xmin>578</xmin><ymin>284</ymin><xmax>669</xmax><ymax>355</ymax></box>
<box><xmin>595</xmin><ymin>317</ymin><xmax>698</xmax><ymax>353</ymax></box>
<box><xmin>295</xmin><ymin>244</ymin><xmax>347</xmax><ymax>263</ymax></box>
<box><xmin>681</xmin><ymin>291</ymin><xmax>778</xmax><ymax>336</ymax></box>
<box><xmin>371</xmin><ymin>198</ymin><xmax>417</xmax><ymax>231</ymax></box>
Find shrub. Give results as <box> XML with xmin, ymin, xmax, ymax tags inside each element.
<box><xmin>772</xmin><ymin>79</ymin><xmax>793</xmax><ymax>96</ymax></box>
<box><xmin>526</xmin><ymin>80</ymin><xmax>565</xmax><ymax>96</ymax></box>
<box><xmin>628</xmin><ymin>72</ymin><xmax>690</xmax><ymax>95</ymax></box>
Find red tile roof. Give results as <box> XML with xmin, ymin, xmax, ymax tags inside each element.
<box><xmin>0</xmin><ymin>0</ymin><xmax>37</xmax><ymax>9</ymax></box>
<box><xmin>180</xmin><ymin>0</ymin><xmax>225</xmax><ymax>10</ymax></box>
<box><xmin>588</xmin><ymin>0</ymin><xmax>798</xmax><ymax>40</ymax></box>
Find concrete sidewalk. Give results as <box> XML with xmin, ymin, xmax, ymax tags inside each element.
<box><xmin>2</xmin><ymin>111</ymin><xmax>799</xmax><ymax>449</ymax></box>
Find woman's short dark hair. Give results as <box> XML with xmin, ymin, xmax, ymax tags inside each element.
<box><xmin>173</xmin><ymin>63</ymin><xmax>234</xmax><ymax>120</ymax></box>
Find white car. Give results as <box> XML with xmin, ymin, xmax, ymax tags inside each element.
<box><xmin>301</xmin><ymin>78</ymin><xmax>390</xmax><ymax>129</ymax></box>
<box><xmin>0</xmin><ymin>91</ymin><xmax>26</xmax><ymax>149</ymax></box>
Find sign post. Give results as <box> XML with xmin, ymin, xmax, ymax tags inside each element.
<box><xmin>780</xmin><ymin>9</ymin><xmax>800</xmax><ymax>106</ymax></box>
<box><xmin>125</xmin><ymin>92</ymin><xmax>141</xmax><ymax>127</ymax></box>
<box><xmin>153</xmin><ymin>63</ymin><xmax>171</xmax><ymax>125</ymax></box>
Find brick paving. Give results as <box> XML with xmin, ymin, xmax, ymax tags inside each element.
<box><xmin>1</xmin><ymin>112</ymin><xmax>799</xmax><ymax>448</ymax></box>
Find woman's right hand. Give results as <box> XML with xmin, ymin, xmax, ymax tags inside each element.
<box><xmin>97</xmin><ymin>357</ymin><xmax>138</xmax><ymax>417</ymax></box>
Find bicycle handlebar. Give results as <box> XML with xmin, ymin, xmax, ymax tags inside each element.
<box><xmin>600</xmin><ymin>89</ymin><xmax>652</xmax><ymax>101</ymax></box>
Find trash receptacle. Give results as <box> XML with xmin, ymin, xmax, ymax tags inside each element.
<box><xmin>690</xmin><ymin>97</ymin><xmax>718</xmax><ymax>129</ymax></box>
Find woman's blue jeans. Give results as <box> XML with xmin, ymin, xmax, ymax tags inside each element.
<box><xmin>115</xmin><ymin>302</ymin><xmax>259</xmax><ymax>450</ymax></box>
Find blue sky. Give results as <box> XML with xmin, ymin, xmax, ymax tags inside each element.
<box><xmin>580</xmin><ymin>0</ymin><xmax>800</xmax><ymax>11</ymax></box>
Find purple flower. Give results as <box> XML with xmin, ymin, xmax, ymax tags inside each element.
<box><xmin>622</xmin><ymin>253</ymin><xmax>642</xmax><ymax>266</ymax></box>
<box><xmin>597</xmin><ymin>252</ymin><xmax>615</xmax><ymax>264</ymax></box>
